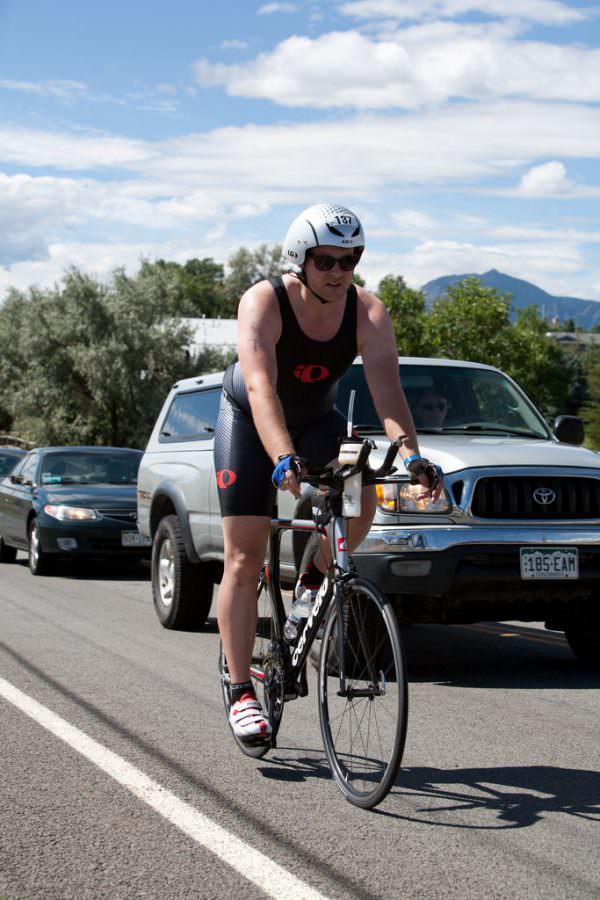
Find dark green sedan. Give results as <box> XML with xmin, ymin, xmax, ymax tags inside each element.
<box><xmin>0</xmin><ymin>446</ymin><xmax>151</xmax><ymax>575</ymax></box>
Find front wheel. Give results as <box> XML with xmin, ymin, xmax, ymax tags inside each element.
<box><xmin>318</xmin><ymin>577</ymin><xmax>408</xmax><ymax>809</ymax></box>
<box><xmin>219</xmin><ymin>574</ymin><xmax>285</xmax><ymax>758</ymax></box>
<box><xmin>28</xmin><ymin>519</ymin><xmax>52</xmax><ymax>575</ymax></box>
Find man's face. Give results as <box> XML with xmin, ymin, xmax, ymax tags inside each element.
<box><xmin>417</xmin><ymin>393</ymin><xmax>448</xmax><ymax>427</ymax></box>
<box><xmin>303</xmin><ymin>244</ymin><xmax>360</xmax><ymax>302</ymax></box>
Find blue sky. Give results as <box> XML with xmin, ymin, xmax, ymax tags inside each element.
<box><xmin>1</xmin><ymin>0</ymin><xmax>599</xmax><ymax>302</ymax></box>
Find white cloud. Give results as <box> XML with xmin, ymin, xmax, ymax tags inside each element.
<box><xmin>221</xmin><ymin>39</ymin><xmax>249</xmax><ymax>50</ymax></box>
<box><xmin>257</xmin><ymin>2</ymin><xmax>297</xmax><ymax>14</ymax></box>
<box><xmin>390</xmin><ymin>209</ymin><xmax>439</xmax><ymax>235</ymax></box>
<box><xmin>194</xmin><ymin>25</ymin><xmax>600</xmax><ymax>109</ymax></box>
<box><xmin>1</xmin><ymin>99</ymin><xmax>600</xmax><ymax>300</ymax></box>
<box><xmin>1</xmin><ymin>100</ymin><xmax>600</xmax><ymax>224</ymax></box>
<box><xmin>0</xmin><ymin>79</ymin><xmax>87</xmax><ymax>100</ymax></box>
<box><xmin>363</xmin><ymin>237</ymin><xmax>586</xmax><ymax>296</ymax></box>
<box><xmin>0</xmin><ymin>128</ymin><xmax>150</xmax><ymax>170</ymax></box>
<box><xmin>1</xmin><ymin>227</ymin><xmax>598</xmax><ymax>304</ymax></box>
<box><xmin>338</xmin><ymin>0</ymin><xmax>588</xmax><ymax>26</ymax></box>
<box><xmin>517</xmin><ymin>160</ymin><xmax>574</xmax><ymax>196</ymax></box>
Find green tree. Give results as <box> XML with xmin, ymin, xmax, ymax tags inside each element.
<box><xmin>423</xmin><ymin>277</ymin><xmax>513</xmax><ymax>367</ymax></box>
<box><xmin>377</xmin><ymin>275</ymin><xmax>426</xmax><ymax>355</ymax></box>
<box><xmin>509</xmin><ymin>306</ymin><xmax>584</xmax><ymax>418</ymax></box>
<box><xmin>224</xmin><ymin>243</ymin><xmax>284</xmax><ymax>307</ymax></box>
<box><xmin>420</xmin><ymin>278</ymin><xmax>583</xmax><ymax>419</ymax></box>
<box><xmin>0</xmin><ymin>266</ymin><xmax>197</xmax><ymax>447</ymax></box>
<box><xmin>579</xmin><ymin>351</ymin><xmax>600</xmax><ymax>449</ymax></box>
<box><xmin>138</xmin><ymin>257</ymin><xmax>231</xmax><ymax>318</ymax></box>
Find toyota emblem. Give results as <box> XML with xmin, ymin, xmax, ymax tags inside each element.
<box><xmin>533</xmin><ymin>486</ymin><xmax>556</xmax><ymax>505</ymax></box>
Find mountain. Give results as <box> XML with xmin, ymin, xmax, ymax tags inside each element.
<box><xmin>420</xmin><ymin>269</ymin><xmax>600</xmax><ymax>330</ymax></box>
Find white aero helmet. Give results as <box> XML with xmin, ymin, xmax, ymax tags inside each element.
<box><xmin>282</xmin><ymin>203</ymin><xmax>365</xmax><ymax>269</ymax></box>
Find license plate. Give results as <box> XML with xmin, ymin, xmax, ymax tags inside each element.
<box><xmin>520</xmin><ymin>547</ymin><xmax>578</xmax><ymax>580</ymax></box>
<box><xmin>122</xmin><ymin>531</ymin><xmax>152</xmax><ymax>547</ymax></box>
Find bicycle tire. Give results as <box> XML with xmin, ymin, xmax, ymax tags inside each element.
<box><xmin>219</xmin><ymin>576</ymin><xmax>284</xmax><ymax>758</ymax></box>
<box><xmin>318</xmin><ymin>577</ymin><xmax>408</xmax><ymax>809</ymax></box>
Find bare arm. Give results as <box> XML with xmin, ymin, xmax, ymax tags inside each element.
<box><xmin>236</xmin><ymin>281</ymin><xmax>301</xmax><ymax>495</ymax></box>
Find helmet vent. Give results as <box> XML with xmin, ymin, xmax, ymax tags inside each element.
<box><xmin>326</xmin><ymin>224</ymin><xmax>345</xmax><ymax>237</ymax></box>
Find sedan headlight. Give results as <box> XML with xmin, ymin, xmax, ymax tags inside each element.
<box><xmin>376</xmin><ymin>480</ymin><xmax>451</xmax><ymax>514</ymax></box>
<box><xmin>44</xmin><ymin>504</ymin><xmax>99</xmax><ymax>522</ymax></box>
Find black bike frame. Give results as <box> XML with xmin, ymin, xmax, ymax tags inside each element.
<box><xmin>250</xmin><ymin>515</ymin><xmax>349</xmax><ymax>689</ymax></box>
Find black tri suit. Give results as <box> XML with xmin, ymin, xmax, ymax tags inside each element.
<box><xmin>214</xmin><ymin>275</ymin><xmax>358</xmax><ymax>517</ymax></box>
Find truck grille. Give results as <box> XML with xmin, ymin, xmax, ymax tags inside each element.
<box><xmin>471</xmin><ymin>476</ymin><xmax>600</xmax><ymax>519</ymax></box>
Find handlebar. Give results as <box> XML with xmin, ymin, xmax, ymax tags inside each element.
<box><xmin>302</xmin><ymin>438</ymin><xmax>400</xmax><ymax>488</ymax></box>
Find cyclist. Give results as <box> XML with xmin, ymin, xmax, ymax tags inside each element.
<box><xmin>214</xmin><ymin>203</ymin><xmax>441</xmax><ymax>744</ymax></box>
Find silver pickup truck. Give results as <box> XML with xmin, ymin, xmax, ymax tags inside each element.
<box><xmin>137</xmin><ymin>357</ymin><xmax>600</xmax><ymax>665</ymax></box>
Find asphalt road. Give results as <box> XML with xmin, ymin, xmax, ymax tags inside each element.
<box><xmin>1</xmin><ymin>556</ymin><xmax>599</xmax><ymax>900</ymax></box>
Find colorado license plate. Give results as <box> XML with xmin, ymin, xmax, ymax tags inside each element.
<box><xmin>121</xmin><ymin>531</ymin><xmax>152</xmax><ymax>547</ymax></box>
<box><xmin>520</xmin><ymin>547</ymin><xmax>578</xmax><ymax>580</ymax></box>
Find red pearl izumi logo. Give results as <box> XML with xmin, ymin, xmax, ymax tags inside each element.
<box><xmin>294</xmin><ymin>364</ymin><xmax>331</xmax><ymax>383</ymax></box>
<box><xmin>216</xmin><ymin>469</ymin><xmax>237</xmax><ymax>489</ymax></box>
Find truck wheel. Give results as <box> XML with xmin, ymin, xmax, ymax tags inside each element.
<box><xmin>564</xmin><ymin>608</ymin><xmax>600</xmax><ymax>667</ymax></box>
<box><xmin>0</xmin><ymin>534</ymin><xmax>17</xmax><ymax>563</ymax></box>
<box><xmin>152</xmin><ymin>515</ymin><xmax>213</xmax><ymax>630</ymax></box>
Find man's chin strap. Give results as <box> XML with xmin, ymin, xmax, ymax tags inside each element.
<box><xmin>290</xmin><ymin>271</ymin><xmax>331</xmax><ymax>304</ymax></box>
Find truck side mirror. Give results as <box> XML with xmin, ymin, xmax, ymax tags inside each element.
<box><xmin>554</xmin><ymin>415</ymin><xmax>584</xmax><ymax>445</ymax></box>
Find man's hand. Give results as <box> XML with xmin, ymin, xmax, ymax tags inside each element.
<box><xmin>271</xmin><ymin>455</ymin><xmax>305</xmax><ymax>499</ymax></box>
<box><xmin>405</xmin><ymin>456</ymin><xmax>444</xmax><ymax>502</ymax></box>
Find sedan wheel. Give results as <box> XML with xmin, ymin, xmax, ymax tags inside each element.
<box><xmin>28</xmin><ymin>519</ymin><xmax>51</xmax><ymax>576</ymax></box>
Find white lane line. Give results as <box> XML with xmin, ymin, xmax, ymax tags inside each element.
<box><xmin>0</xmin><ymin>676</ymin><xmax>328</xmax><ymax>900</ymax></box>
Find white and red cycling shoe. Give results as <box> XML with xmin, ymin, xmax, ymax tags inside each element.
<box><xmin>229</xmin><ymin>692</ymin><xmax>272</xmax><ymax>743</ymax></box>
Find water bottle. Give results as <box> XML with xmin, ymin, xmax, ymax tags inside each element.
<box><xmin>283</xmin><ymin>586</ymin><xmax>312</xmax><ymax>643</ymax></box>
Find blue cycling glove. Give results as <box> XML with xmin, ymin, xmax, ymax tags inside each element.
<box><xmin>272</xmin><ymin>454</ymin><xmax>303</xmax><ymax>488</ymax></box>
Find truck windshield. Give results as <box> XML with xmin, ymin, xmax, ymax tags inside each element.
<box><xmin>336</xmin><ymin>363</ymin><xmax>550</xmax><ymax>440</ymax></box>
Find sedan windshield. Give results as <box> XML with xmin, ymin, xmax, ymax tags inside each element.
<box><xmin>337</xmin><ymin>364</ymin><xmax>550</xmax><ymax>440</ymax></box>
<box><xmin>41</xmin><ymin>452</ymin><xmax>142</xmax><ymax>485</ymax></box>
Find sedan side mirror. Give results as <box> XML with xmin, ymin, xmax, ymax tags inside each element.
<box><xmin>554</xmin><ymin>414</ymin><xmax>584</xmax><ymax>445</ymax></box>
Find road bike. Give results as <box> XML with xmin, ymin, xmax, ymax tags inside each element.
<box><xmin>219</xmin><ymin>433</ymin><xmax>409</xmax><ymax>809</ymax></box>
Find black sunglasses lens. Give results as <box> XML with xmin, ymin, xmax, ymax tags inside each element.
<box><xmin>311</xmin><ymin>253</ymin><xmax>358</xmax><ymax>272</ymax></box>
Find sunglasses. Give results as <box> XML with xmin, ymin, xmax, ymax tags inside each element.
<box><xmin>421</xmin><ymin>401</ymin><xmax>447</xmax><ymax>411</ymax></box>
<box><xmin>307</xmin><ymin>251</ymin><xmax>361</xmax><ymax>272</ymax></box>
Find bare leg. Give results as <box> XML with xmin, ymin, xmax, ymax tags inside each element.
<box><xmin>217</xmin><ymin>515</ymin><xmax>271</xmax><ymax>685</ymax></box>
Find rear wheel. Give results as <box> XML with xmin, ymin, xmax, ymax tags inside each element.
<box><xmin>0</xmin><ymin>534</ymin><xmax>17</xmax><ymax>563</ymax></box>
<box><xmin>152</xmin><ymin>515</ymin><xmax>212</xmax><ymax>629</ymax></box>
<box><xmin>219</xmin><ymin>574</ymin><xmax>285</xmax><ymax>758</ymax></box>
<box><xmin>318</xmin><ymin>577</ymin><xmax>408</xmax><ymax>809</ymax></box>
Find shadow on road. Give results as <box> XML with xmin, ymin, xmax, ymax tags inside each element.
<box><xmin>380</xmin><ymin>764</ymin><xmax>600</xmax><ymax>829</ymax></box>
<box><xmin>14</xmin><ymin>557</ymin><xmax>152</xmax><ymax>581</ymax></box>
<box><xmin>402</xmin><ymin>623</ymin><xmax>600</xmax><ymax>689</ymax></box>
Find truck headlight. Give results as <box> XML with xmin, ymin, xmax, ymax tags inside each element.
<box><xmin>376</xmin><ymin>481</ymin><xmax>451</xmax><ymax>514</ymax></box>
<box><xmin>44</xmin><ymin>504</ymin><xmax>99</xmax><ymax>521</ymax></box>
